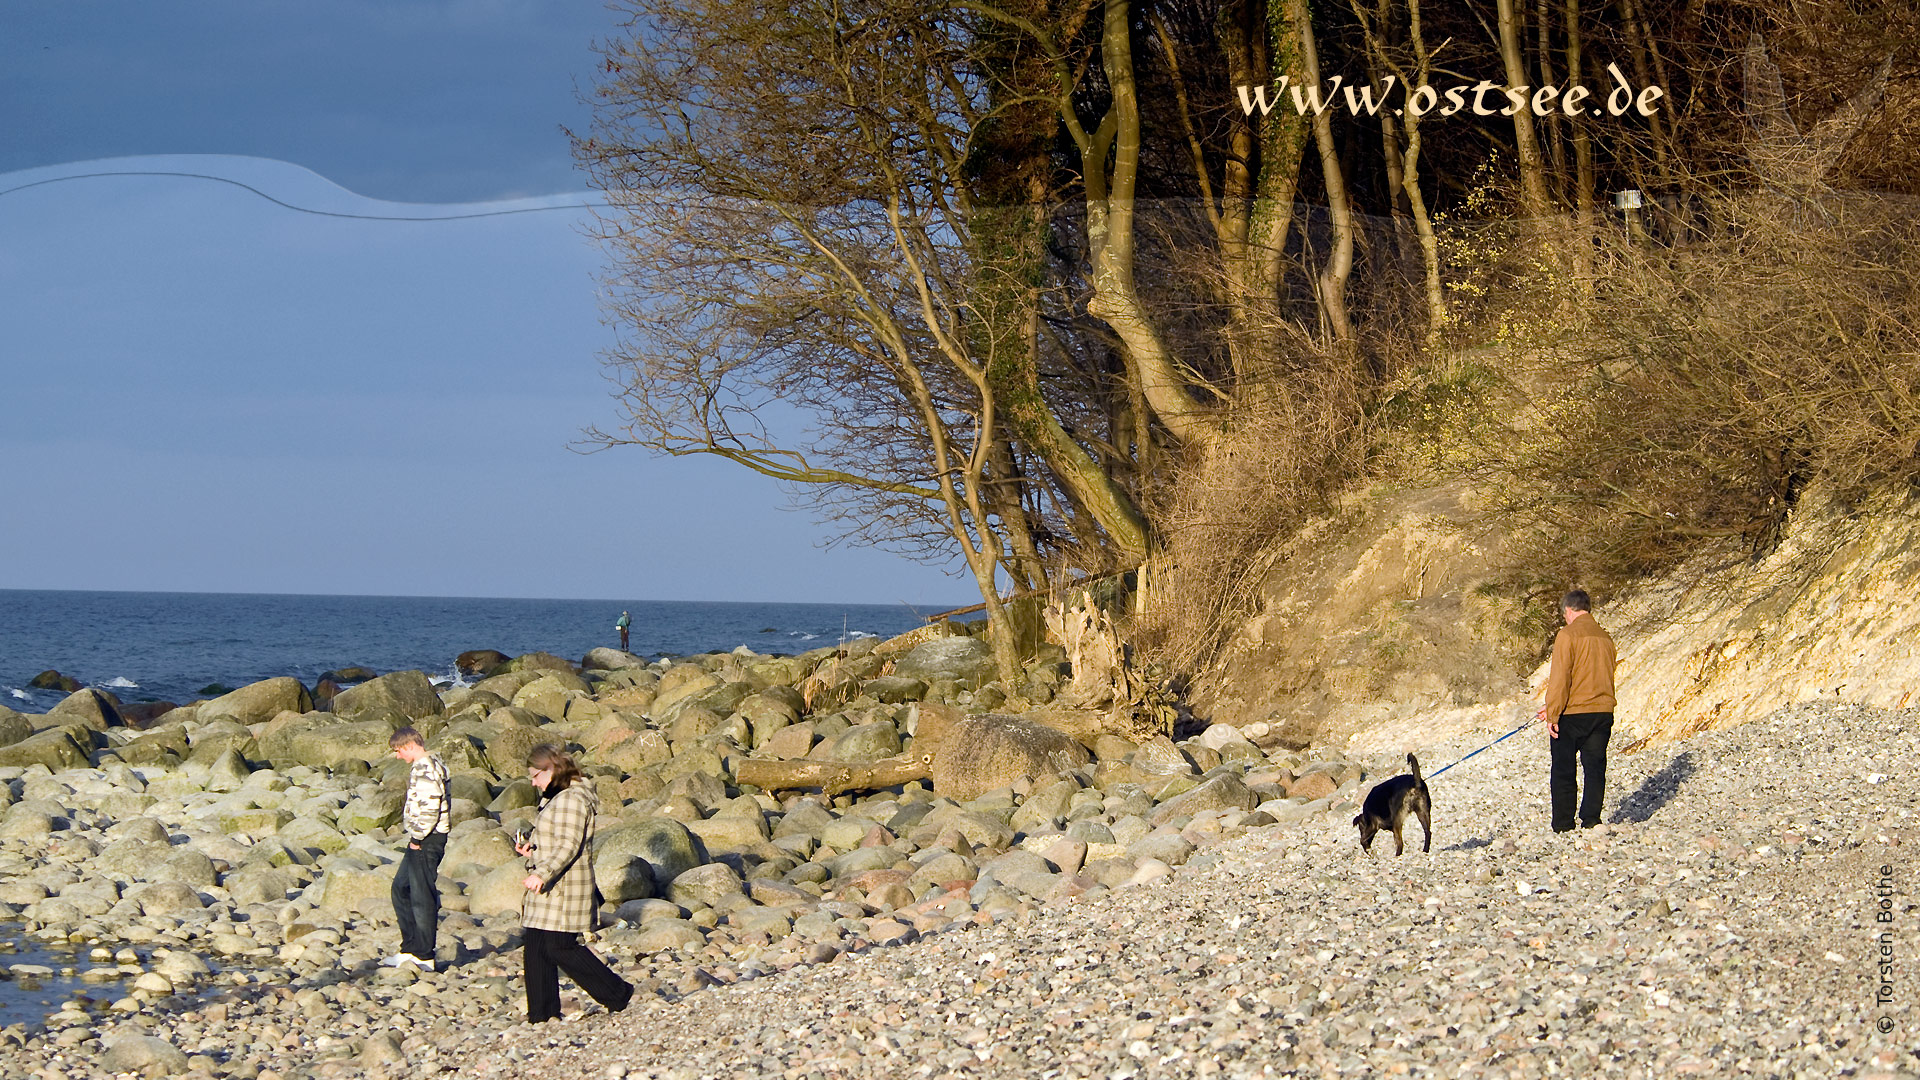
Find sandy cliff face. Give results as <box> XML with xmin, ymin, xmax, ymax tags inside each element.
<box><xmin>1197</xmin><ymin>481</ymin><xmax>1920</xmax><ymax>755</ymax></box>
<box><xmin>1601</xmin><ymin>486</ymin><xmax>1920</xmax><ymax>748</ymax></box>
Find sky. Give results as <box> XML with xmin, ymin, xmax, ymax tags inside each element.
<box><xmin>0</xmin><ymin>1</ymin><xmax>972</xmax><ymax>606</ymax></box>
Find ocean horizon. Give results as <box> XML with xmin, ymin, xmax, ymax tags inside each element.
<box><xmin>0</xmin><ymin>588</ymin><xmax>967</xmax><ymax>709</ymax></box>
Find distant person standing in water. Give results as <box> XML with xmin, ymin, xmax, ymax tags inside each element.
<box><xmin>386</xmin><ymin>727</ymin><xmax>450</xmax><ymax>970</ymax></box>
<box><xmin>616</xmin><ymin>610</ymin><xmax>630</xmax><ymax>652</ymax></box>
<box><xmin>1535</xmin><ymin>589</ymin><xmax>1618</xmax><ymax>832</ymax></box>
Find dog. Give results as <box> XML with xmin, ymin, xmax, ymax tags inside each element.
<box><xmin>1353</xmin><ymin>753</ymin><xmax>1432</xmax><ymax>857</ymax></box>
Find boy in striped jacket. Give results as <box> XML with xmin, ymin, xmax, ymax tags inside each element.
<box><xmin>387</xmin><ymin>727</ymin><xmax>451</xmax><ymax>970</ymax></box>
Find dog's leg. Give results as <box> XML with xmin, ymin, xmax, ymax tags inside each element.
<box><xmin>1418</xmin><ymin>797</ymin><xmax>1432</xmax><ymax>853</ymax></box>
<box><xmin>1392</xmin><ymin>820</ymin><xmax>1404</xmax><ymax>856</ymax></box>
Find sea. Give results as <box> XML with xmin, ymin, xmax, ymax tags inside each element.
<box><xmin>0</xmin><ymin>589</ymin><xmax>957</xmax><ymax>709</ymax></box>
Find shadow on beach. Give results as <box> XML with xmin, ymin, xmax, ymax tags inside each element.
<box><xmin>1609</xmin><ymin>751</ymin><xmax>1697</xmax><ymax>824</ymax></box>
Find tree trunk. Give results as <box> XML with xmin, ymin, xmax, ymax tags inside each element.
<box><xmin>1495</xmin><ymin>0</ymin><xmax>1553</xmax><ymax>220</ymax></box>
<box><xmin>1289</xmin><ymin>0</ymin><xmax>1355</xmax><ymax>345</ymax></box>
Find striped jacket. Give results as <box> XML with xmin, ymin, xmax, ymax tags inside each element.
<box><xmin>522</xmin><ymin>780</ymin><xmax>600</xmax><ymax>933</ymax></box>
<box><xmin>402</xmin><ymin>752</ymin><xmax>451</xmax><ymax>840</ymax></box>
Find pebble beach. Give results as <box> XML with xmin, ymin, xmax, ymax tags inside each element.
<box><xmin>0</xmin><ymin>637</ymin><xmax>1914</xmax><ymax>1079</ymax></box>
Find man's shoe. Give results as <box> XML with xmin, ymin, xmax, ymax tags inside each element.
<box><xmin>398</xmin><ymin>954</ymin><xmax>436</xmax><ymax>972</ymax></box>
<box><xmin>381</xmin><ymin>954</ymin><xmax>410</xmax><ymax>968</ymax></box>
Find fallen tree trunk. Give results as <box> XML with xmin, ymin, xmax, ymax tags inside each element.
<box><xmin>736</xmin><ymin>752</ymin><xmax>933</xmax><ymax>797</ymax></box>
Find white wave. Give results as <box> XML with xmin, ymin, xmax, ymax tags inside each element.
<box><xmin>101</xmin><ymin>676</ymin><xmax>140</xmax><ymax>689</ymax></box>
<box><xmin>795</xmin><ymin>633</ymin><xmax>817</xmax><ymax>641</ymax></box>
<box><xmin>843</xmin><ymin>630</ymin><xmax>877</xmax><ymax>640</ymax></box>
<box><xmin>6</xmin><ymin>688</ymin><xmax>29</xmax><ymax>701</ymax></box>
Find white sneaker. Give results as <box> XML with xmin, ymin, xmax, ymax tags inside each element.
<box><xmin>403</xmin><ymin>954</ymin><xmax>437</xmax><ymax>972</ymax></box>
<box><xmin>381</xmin><ymin>954</ymin><xmax>410</xmax><ymax>968</ymax></box>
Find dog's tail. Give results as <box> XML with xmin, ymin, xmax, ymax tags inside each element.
<box><xmin>1408</xmin><ymin>753</ymin><xmax>1423</xmax><ymax>785</ymax></box>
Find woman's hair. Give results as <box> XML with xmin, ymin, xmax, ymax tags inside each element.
<box><xmin>526</xmin><ymin>744</ymin><xmax>582</xmax><ymax>790</ymax></box>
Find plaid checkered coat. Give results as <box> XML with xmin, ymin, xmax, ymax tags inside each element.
<box><xmin>521</xmin><ymin>780</ymin><xmax>600</xmax><ymax>933</ymax></box>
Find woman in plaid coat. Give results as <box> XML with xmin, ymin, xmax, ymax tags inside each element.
<box><xmin>513</xmin><ymin>745</ymin><xmax>633</xmax><ymax>1022</ymax></box>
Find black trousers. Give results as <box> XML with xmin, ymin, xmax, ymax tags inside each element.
<box><xmin>1551</xmin><ymin>712</ymin><xmax>1613</xmax><ymax>831</ymax></box>
<box><xmin>523</xmin><ymin>927</ymin><xmax>633</xmax><ymax>1023</ymax></box>
<box><xmin>391</xmin><ymin>833</ymin><xmax>445</xmax><ymax>960</ymax></box>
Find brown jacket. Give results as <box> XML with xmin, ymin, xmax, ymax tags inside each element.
<box><xmin>521</xmin><ymin>781</ymin><xmax>600</xmax><ymax>933</ymax></box>
<box><xmin>1543</xmin><ymin>615</ymin><xmax>1617</xmax><ymax>720</ymax></box>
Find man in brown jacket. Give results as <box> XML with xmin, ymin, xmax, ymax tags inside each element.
<box><xmin>1536</xmin><ymin>589</ymin><xmax>1618</xmax><ymax>832</ymax></box>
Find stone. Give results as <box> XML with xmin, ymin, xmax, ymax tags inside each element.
<box><xmin>101</xmin><ymin>1035</ymin><xmax>190</xmax><ymax>1077</ymax></box>
<box><xmin>757</xmin><ymin>723</ymin><xmax>816</xmax><ymax>760</ymax></box>
<box><xmin>329</xmin><ymin>670</ymin><xmax>444</xmax><ymax>723</ymax></box>
<box><xmin>862</xmin><ymin>676</ymin><xmax>928</xmax><ymax>704</ymax></box>
<box><xmin>653</xmin><ymin>666</ymin><xmax>722</xmax><ymax>716</ymax></box>
<box><xmin>0</xmin><ymin>707</ymin><xmax>31</xmax><ymax>748</ymax></box>
<box><xmin>1289</xmin><ymin>770</ymin><xmax>1339</xmax><ymax>801</ymax></box>
<box><xmin>30</xmin><ymin>669</ymin><xmax>82</xmax><ymax>692</ymax></box>
<box><xmin>499</xmin><ymin>651</ymin><xmax>575</xmax><ymax>674</ymax></box>
<box><xmin>594</xmin><ymin>818</ymin><xmax>703</xmax><ymax>902</ymax></box>
<box><xmin>632</xmin><ymin>918</ymin><xmax>706</xmax><ymax>953</ymax></box>
<box><xmin>930</xmin><ymin>715</ymin><xmax>1092</xmax><ymax>802</ymax></box>
<box><xmin>338</xmin><ymin>789</ymin><xmax>404</xmax><ymax>833</ymax></box>
<box><xmin>48</xmin><ymin>686</ymin><xmax>123</xmax><ymax>729</ymax></box>
<box><xmin>583</xmin><ymin>647</ymin><xmax>648</xmax><ymax>671</ymax></box>
<box><xmin>200</xmin><ymin>678</ymin><xmax>312</xmax><ymax>726</ymax></box>
<box><xmin>288</xmin><ymin>721</ymin><xmax>397</xmax><ymax>771</ymax></box>
<box><xmin>0</xmin><ymin>728</ymin><xmax>89</xmax><ymax>771</ymax></box>
<box><xmin>891</xmin><ymin>637</ymin><xmax>998</xmax><ymax>689</ymax></box>
<box><xmin>1150</xmin><ymin>773</ymin><xmax>1257</xmax><ymax>825</ymax></box>
<box><xmin>142</xmin><ymin>848</ymin><xmax>218</xmax><ymax>887</ymax></box>
<box><xmin>317</xmin><ymin>862</ymin><xmax>399</xmax><ymax>915</ymax></box>
<box><xmin>736</xmin><ymin>694</ymin><xmax>800</xmax><ymax>749</ymax></box>
<box><xmin>511</xmin><ymin>672</ymin><xmax>592</xmax><ymax>721</ymax></box>
<box><xmin>457</xmin><ymin>649</ymin><xmax>511</xmax><ymax>677</ymax></box>
<box><xmin>467</xmin><ymin>862</ymin><xmax>529</xmax><ymax>917</ymax></box>
<box><xmin>667</xmin><ymin>863</ymin><xmax>744</xmax><ymax>909</ymax></box>
<box><xmin>129</xmin><ymin>881</ymin><xmax>204</xmax><ymax>915</ymax></box>
<box><xmin>280</xmin><ymin>817</ymin><xmax>350</xmax><ymax>857</ymax></box>
<box><xmin>826</xmin><ymin>721</ymin><xmax>904</xmax><ymax>763</ymax></box>
<box><xmin>685</xmin><ymin>814</ymin><xmax>771</xmax><ymax>852</ymax></box>
<box><xmin>598</xmin><ymin>729</ymin><xmax>673</xmax><ymax>775</ymax></box>
<box><xmin>1127</xmin><ymin>832</ymin><xmax>1195</xmax><ymax>866</ymax></box>
<box><xmin>225</xmin><ymin>866</ymin><xmax>295</xmax><ymax>905</ymax></box>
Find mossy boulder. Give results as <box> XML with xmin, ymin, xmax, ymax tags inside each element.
<box><xmin>199</xmin><ymin>678</ymin><xmax>311</xmax><ymax>726</ymax></box>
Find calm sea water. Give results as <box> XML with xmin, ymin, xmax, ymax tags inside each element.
<box><xmin>0</xmin><ymin>589</ymin><xmax>953</xmax><ymax>708</ymax></box>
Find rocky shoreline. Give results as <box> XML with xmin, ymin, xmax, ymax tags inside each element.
<box><xmin>0</xmin><ymin>630</ymin><xmax>1914</xmax><ymax>1078</ymax></box>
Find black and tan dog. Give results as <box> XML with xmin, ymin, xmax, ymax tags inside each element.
<box><xmin>1353</xmin><ymin>753</ymin><xmax>1432</xmax><ymax>856</ymax></box>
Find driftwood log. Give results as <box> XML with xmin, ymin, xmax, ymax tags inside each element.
<box><xmin>736</xmin><ymin>751</ymin><xmax>933</xmax><ymax>797</ymax></box>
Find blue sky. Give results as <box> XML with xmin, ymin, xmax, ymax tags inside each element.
<box><xmin>0</xmin><ymin>3</ymin><xmax>971</xmax><ymax>605</ymax></box>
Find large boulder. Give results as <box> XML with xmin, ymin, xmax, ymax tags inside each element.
<box><xmin>511</xmin><ymin>672</ymin><xmax>591</xmax><ymax>722</ymax></box>
<box><xmin>47</xmin><ymin>688</ymin><xmax>123</xmax><ymax>730</ymax></box>
<box><xmin>457</xmin><ymin>649</ymin><xmax>511</xmax><ymax>677</ymax></box>
<box><xmin>666</xmin><ymin>862</ymin><xmax>743</xmax><ymax>910</ymax></box>
<box><xmin>198</xmin><ymin>678</ymin><xmax>311</xmax><ymax>726</ymax></box>
<box><xmin>329</xmin><ymin>670</ymin><xmax>444</xmax><ymax>723</ymax></box>
<box><xmin>30</xmin><ymin>670</ymin><xmax>82</xmax><ymax>692</ymax></box>
<box><xmin>1150</xmin><ymin>773</ymin><xmax>1258</xmax><ymax>825</ymax></box>
<box><xmin>593</xmin><ymin>818</ymin><xmax>703</xmax><ymax>902</ymax></box>
<box><xmin>316</xmin><ymin>862</ymin><xmax>398</xmax><ymax>915</ymax></box>
<box><xmin>583</xmin><ymin>648</ymin><xmax>647</xmax><ymax>671</ymax></box>
<box><xmin>892</xmin><ymin>637</ymin><xmax>998</xmax><ymax>689</ymax></box>
<box><xmin>930</xmin><ymin>714</ymin><xmax>1092</xmax><ymax>802</ymax></box>
<box><xmin>499</xmin><ymin>652</ymin><xmax>576</xmax><ymax>675</ymax></box>
<box><xmin>288</xmin><ymin>721</ymin><xmax>397</xmax><ymax>771</ymax></box>
<box><xmin>0</xmin><ymin>707</ymin><xmax>30</xmax><ymax>748</ymax></box>
<box><xmin>101</xmin><ymin>1035</ymin><xmax>190</xmax><ymax>1078</ymax></box>
<box><xmin>0</xmin><ymin>728</ymin><xmax>89</xmax><ymax>771</ymax></box>
<box><xmin>467</xmin><ymin>862</ymin><xmax>529</xmax><ymax>917</ymax></box>
<box><xmin>825</xmin><ymin>721</ymin><xmax>904</xmax><ymax>763</ymax></box>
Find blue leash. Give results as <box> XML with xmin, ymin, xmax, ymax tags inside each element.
<box><xmin>1425</xmin><ymin>717</ymin><xmax>1538</xmax><ymax>780</ymax></box>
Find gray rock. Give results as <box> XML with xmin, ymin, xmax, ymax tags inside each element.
<box><xmin>685</xmin><ymin>814</ymin><xmax>771</xmax><ymax>853</ymax></box>
<box><xmin>583</xmin><ymin>647</ymin><xmax>648</xmax><ymax>671</ymax></box>
<box><xmin>317</xmin><ymin>862</ymin><xmax>398</xmax><ymax>915</ymax></box>
<box><xmin>101</xmin><ymin>1035</ymin><xmax>190</xmax><ymax>1077</ymax></box>
<box><xmin>200</xmin><ymin>678</ymin><xmax>312</xmax><ymax>726</ymax></box>
<box><xmin>930</xmin><ymin>715</ymin><xmax>1091</xmax><ymax>802</ymax></box>
<box><xmin>0</xmin><ymin>707</ymin><xmax>31</xmax><ymax>748</ymax></box>
<box><xmin>329</xmin><ymin>670</ymin><xmax>444</xmax><ymax>723</ymax></box>
<box><xmin>826</xmin><ymin>721</ymin><xmax>904</xmax><ymax>763</ymax></box>
<box><xmin>892</xmin><ymin>637</ymin><xmax>997</xmax><ymax>689</ymax></box>
<box><xmin>143</xmin><ymin>848</ymin><xmax>218</xmax><ymax>888</ymax></box>
<box><xmin>1150</xmin><ymin>773</ymin><xmax>1257</xmax><ymax>825</ymax></box>
<box><xmin>594</xmin><ymin>817</ymin><xmax>703</xmax><ymax>902</ymax></box>
<box><xmin>0</xmin><ymin>728</ymin><xmax>89</xmax><ymax>771</ymax></box>
<box><xmin>225</xmin><ymin>866</ymin><xmax>295</xmax><ymax>905</ymax></box>
<box><xmin>337</xmin><ymin>789</ymin><xmax>403</xmax><ymax>834</ymax></box>
<box><xmin>467</xmin><ymin>862</ymin><xmax>528</xmax><ymax>917</ymax></box>
<box><xmin>1127</xmin><ymin>832</ymin><xmax>1195</xmax><ymax>866</ymax></box>
<box><xmin>666</xmin><ymin>863</ymin><xmax>743</xmax><ymax>909</ymax></box>
<box><xmin>632</xmin><ymin>918</ymin><xmax>706</xmax><ymax>953</ymax></box>
<box><xmin>128</xmin><ymin>881</ymin><xmax>205</xmax><ymax>915</ymax></box>
<box><xmin>289</xmin><ymin>720</ymin><xmax>400</xmax><ymax>771</ymax></box>
<box><xmin>48</xmin><ymin>687</ymin><xmax>123</xmax><ymax>730</ymax></box>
